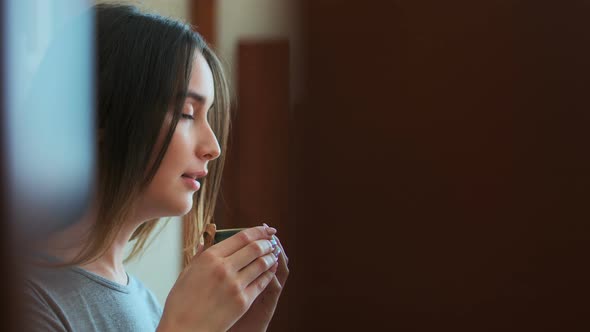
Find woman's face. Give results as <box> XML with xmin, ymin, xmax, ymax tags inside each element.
<box><xmin>139</xmin><ymin>52</ymin><xmax>220</xmax><ymax>219</ymax></box>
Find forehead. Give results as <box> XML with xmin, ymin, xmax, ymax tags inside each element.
<box><xmin>188</xmin><ymin>52</ymin><xmax>215</xmax><ymax>106</ymax></box>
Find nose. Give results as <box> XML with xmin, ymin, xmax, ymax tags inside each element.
<box><xmin>197</xmin><ymin>123</ymin><xmax>221</xmax><ymax>161</ymax></box>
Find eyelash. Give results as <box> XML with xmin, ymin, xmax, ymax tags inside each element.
<box><xmin>181</xmin><ymin>113</ymin><xmax>195</xmax><ymax>120</ymax></box>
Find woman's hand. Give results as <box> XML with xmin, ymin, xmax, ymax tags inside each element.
<box><xmin>157</xmin><ymin>225</ymin><xmax>279</xmax><ymax>332</ymax></box>
<box><xmin>229</xmin><ymin>231</ymin><xmax>290</xmax><ymax>332</ymax></box>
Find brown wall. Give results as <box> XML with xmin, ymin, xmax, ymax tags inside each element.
<box><xmin>192</xmin><ymin>1</ymin><xmax>590</xmax><ymax>330</ymax></box>
<box><xmin>220</xmin><ymin>40</ymin><xmax>294</xmax><ymax>331</ymax></box>
<box><xmin>293</xmin><ymin>0</ymin><xmax>590</xmax><ymax>331</ymax></box>
<box><xmin>189</xmin><ymin>0</ymin><xmax>216</xmax><ymax>47</ymax></box>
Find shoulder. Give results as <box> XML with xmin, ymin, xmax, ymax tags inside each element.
<box><xmin>24</xmin><ymin>265</ymin><xmax>84</xmax><ymax>300</ymax></box>
<box><xmin>21</xmin><ymin>277</ymin><xmax>69</xmax><ymax>332</ymax></box>
<box><xmin>21</xmin><ymin>264</ymin><xmax>89</xmax><ymax>328</ymax></box>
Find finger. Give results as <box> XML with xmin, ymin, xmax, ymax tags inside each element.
<box><xmin>270</xmin><ymin>274</ymin><xmax>282</xmax><ymax>292</ymax></box>
<box><xmin>267</xmin><ymin>273</ymin><xmax>282</xmax><ymax>294</ymax></box>
<box><xmin>227</xmin><ymin>239</ymin><xmax>276</xmax><ymax>271</ymax></box>
<box><xmin>259</xmin><ymin>270</ymin><xmax>283</xmax><ymax>299</ymax></box>
<box><xmin>273</xmin><ymin>235</ymin><xmax>289</xmax><ymax>265</ymax></box>
<box><xmin>208</xmin><ymin>225</ymin><xmax>276</xmax><ymax>257</ymax></box>
<box><xmin>238</xmin><ymin>252</ymin><xmax>278</xmax><ymax>287</ymax></box>
<box><xmin>244</xmin><ymin>266</ymin><xmax>277</xmax><ymax>300</ymax></box>
<box><xmin>267</xmin><ymin>235</ymin><xmax>289</xmax><ymax>286</ymax></box>
<box><xmin>274</xmin><ymin>243</ymin><xmax>289</xmax><ymax>287</ymax></box>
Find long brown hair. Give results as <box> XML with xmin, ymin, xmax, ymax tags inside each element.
<box><xmin>65</xmin><ymin>4</ymin><xmax>230</xmax><ymax>267</ymax></box>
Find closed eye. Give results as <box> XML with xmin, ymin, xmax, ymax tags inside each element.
<box><xmin>181</xmin><ymin>114</ymin><xmax>195</xmax><ymax>120</ymax></box>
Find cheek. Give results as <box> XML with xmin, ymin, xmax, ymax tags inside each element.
<box><xmin>136</xmin><ymin>127</ymin><xmax>197</xmax><ymax>217</ymax></box>
<box><xmin>165</xmin><ymin>129</ymin><xmax>192</xmax><ymax>166</ymax></box>
<box><xmin>141</xmin><ymin>146</ymin><xmax>194</xmax><ymax>216</ymax></box>
<box><xmin>159</xmin><ymin>131</ymin><xmax>194</xmax><ymax>177</ymax></box>
<box><xmin>152</xmin><ymin>132</ymin><xmax>189</xmax><ymax>184</ymax></box>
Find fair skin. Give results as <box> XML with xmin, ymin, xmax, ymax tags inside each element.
<box><xmin>43</xmin><ymin>52</ymin><xmax>289</xmax><ymax>331</ymax></box>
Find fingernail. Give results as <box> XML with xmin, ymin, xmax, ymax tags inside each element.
<box><xmin>270</xmin><ymin>238</ymin><xmax>278</xmax><ymax>249</ymax></box>
<box><xmin>266</xmin><ymin>226</ymin><xmax>277</xmax><ymax>235</ymax></box>
<box><xmin>274</xmin><ymin>246</ymin><xmax>281</xmax><ymax>258</ymax></box>
<box><xmin>263</xmin><ymin>223</ymin><xmax>269</xmax><ymax>228</ymax></box>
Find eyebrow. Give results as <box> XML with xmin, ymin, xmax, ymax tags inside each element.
<box><xmin>186</xmin><ymin>91</ymin><xmax>207</xmax><ymax>104</ymax></box>
<box><xmin>185</xmin><ymin>90</ymin><xmax>215</xmax><ymax>110</ymax></box>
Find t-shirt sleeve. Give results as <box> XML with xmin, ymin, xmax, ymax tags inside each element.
<box><xmin>21</xmin><ymin>282</ymin><xmax>68</xmax><ymax>332</ymax></box>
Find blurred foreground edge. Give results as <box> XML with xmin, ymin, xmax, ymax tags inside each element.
<box><xmin>1</xmin><ymin>1</ymin><xmax>95</xmax><ymax>330</ymax></box>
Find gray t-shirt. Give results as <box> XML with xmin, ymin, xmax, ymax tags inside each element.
<box><xmin>23</xmin><ymin>264</ymin><xmax>163</xmax><ymax>331</ymax></box>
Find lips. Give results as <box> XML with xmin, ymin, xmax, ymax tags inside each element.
<box><xmin>181</xmin><ymin>171</ymin><xmax>207</xmax><ymax>191</ymax></box>
<box><xmin>182</xmin><ymin>171</ymin><xmax>208</xmax><ymax>179</ymax></box>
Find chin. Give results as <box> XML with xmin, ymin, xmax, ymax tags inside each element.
<box><xmin>164</xmin><ymin>196</ymin><xmax>194</xmax><ymax>217</ymax></box>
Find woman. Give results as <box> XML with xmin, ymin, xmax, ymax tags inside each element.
<box><xmin>23</xmin><ymin>4</ymin><xmax>289</xmax><ymax>332</ymax></box>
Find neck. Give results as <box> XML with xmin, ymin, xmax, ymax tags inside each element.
<box><xmin>40</xmin><ymin>203</ymin><xmax>144</xmax><ymax>286</ymax></box>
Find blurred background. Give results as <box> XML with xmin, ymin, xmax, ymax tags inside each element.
<box><xmin>4</xmin><ymin>0</ymin><xmax>590</xmax><ymax>331</ymax></box>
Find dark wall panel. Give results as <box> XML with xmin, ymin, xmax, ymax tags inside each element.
<box><xmin>295</xmin><ymin>1</ymin><xmax>590</xmax><ymax>331</ymax></box>
<box><xmin>218</xmin><ymin>40</ymin><xmax>294</xmax><ymax>331</ymax></box>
